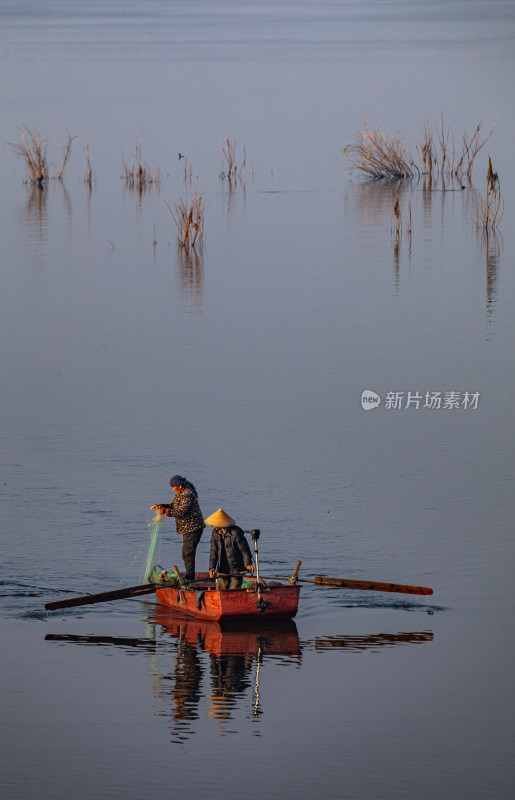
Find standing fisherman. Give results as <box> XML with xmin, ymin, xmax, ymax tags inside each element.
<box><xmin>151</xmin><ymin>475</ymin><xmax>205</xmax><ymax>583</ymax></box>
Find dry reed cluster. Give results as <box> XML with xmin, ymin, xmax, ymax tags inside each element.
<box><xmin>219</xmin><ymin>136</ymin><xmax>246</xmax><ymax>182</ymax></box>
<box><xmin>182</xmin><ymin>157</ymin><xmax>193</xmax><ymax>182</ymax></box>
<box><xmin>165</xmin><ymin>191</ymin><xmax>205</xmax><ymax>249</ymax></box>
<box><xmin>454</xmin><ymin>120</ymin><xmax>496</xmax><ymax>178</ymax></box>
<box><xmin>122</xmin><ymin>141</ymin><xmax>160</xmax><ymax>188</ymax></box>
<box><xmin>344</xmin><ymin>125</ymin><xmax>418</xmax><ymax>180</ymax></box>
<box><xmin>8</xmin><ymin>125</ymin><xmax>76</xmax><ymax>185</ymax></box>
<box><xmin>8</xmin><ymin>125</ymin><xmax>48</xmax><ymax>184</ymax></box>
<box><xmin>345</xmin><ymin>117</ymin><xmax>496</xmax><ymax>181</ymax></box>
<box><xmin>417</xmin><ymin>117</ymin><xmax>496</xmax><ymax>179</ymax></box>
<box><xmin>477</xmin><ymin>156</ymin><xmax>503</xmax><ymax>230</ymax></box>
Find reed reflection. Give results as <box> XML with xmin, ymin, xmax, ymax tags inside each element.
<box><xmin>349</xmin><ymin>178</ymin><xmax>410</xmax><ymax>230</ymax></box>
<box><xmin>122</xmin><ymin>179</ymin><xmax>161</xmax><ymax>222</ymax></box>
<box><xmin>479</xmin><ymin>230</ymin><xmax>502</xmax><ymax>317</ymax></box>
<box><xmin>61</xmin><ymin>181</ymin><xmax>72</xmax><ymax>230</ymax></box>
<box><xmin>350</xmin><ymin>173</ymin><xmax>503</xmax><ymax>315</ymax></box>
<box><xmin>23</xmin><ymin>184</ymin><xmax>48</xmax><ymax>245</ymax></box>
<box><xmin>222</xmin><ymin>178</ymin><xmax>247</xmax><ymax>221</ymax></box>
<box><xmin>421</xmin><ymin>174</ymin><xmax>433</xmax><ymax>227</ymax></box>
<box><xmin>176</xmin><ymin>246</ymin><xmax>204</xmax><ymax>309</ymax></box>
<box><xmin>22</xmin><ymin>181</ymin><xmax>73</xmax><ymax>251</ymax></box>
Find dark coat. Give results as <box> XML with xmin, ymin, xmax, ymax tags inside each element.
<box><xmin>209</xmin><ymin>526</ymin><xmax>253</xmax><ymax>574</ymax></box>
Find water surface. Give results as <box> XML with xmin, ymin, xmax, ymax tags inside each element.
<box><xmin>1</xmin><ymin>2</ymin><xmax>514</xmax><ymax>799</ymax></box>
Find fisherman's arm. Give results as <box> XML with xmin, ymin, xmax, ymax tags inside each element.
<box><xmin>235</xmin><ymin>529</ymin><xmax>254</xmax><ymax>573</ymax></box>
<box><xmin>208</xmin><ymin>534</ymin><xmax>218</xmax><ymax>577</ymax></box>
<box><xmin>150</xmin><ymin>503</ymin><xmax>173</xmax><ymax>516</ymax></box>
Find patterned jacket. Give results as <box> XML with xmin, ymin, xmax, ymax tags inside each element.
<box><xmin>163</xmin><ymin>488</ymin><xmax>205</xmax><ymax>536</ymax></box>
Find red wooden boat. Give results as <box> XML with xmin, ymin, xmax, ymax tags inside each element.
<box><xmin>44</xmin><ymin>551</ymin><xmax>432</xmax><ymax>615</ymax></box>
<box><xmin>153</xmin><ymin>572</ymin><xmax>300</xmax><ymax>621</ymax></box>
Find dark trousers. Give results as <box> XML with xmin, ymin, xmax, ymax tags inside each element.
<box><xmin>182</xmin><ymin>528</ymin><xmax>203</xmax><ymax>581</ymax></box>
<box><xmin>215</xmin><ymin>576</ymin><xmax>243</xmax><ymax>591</ymax></box>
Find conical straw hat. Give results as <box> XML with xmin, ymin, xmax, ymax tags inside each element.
<box><xmin>204</xmin><ymin>508</ymin><xmax>235</xmax><ymax>527</ymax></box>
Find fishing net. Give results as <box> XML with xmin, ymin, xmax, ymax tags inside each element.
<box><xmin>142</xmin><ymin>512</ymin><xmax>164</xmax><ymax>582</ymax></box>
<box><xmin>148</xmin><ymin>565</ymin><xmax>256</xmax><ymax>590</ymax></box>
<box><xmin>148</xmin><ymin>565</ymin><xmax>178</xmax><ymax>585</ymax></box>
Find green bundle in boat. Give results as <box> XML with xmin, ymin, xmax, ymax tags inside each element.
<box><xmin>148</xmin><ymin>565</ymin><xmax>177</xmax><ymax>584</ymax></box>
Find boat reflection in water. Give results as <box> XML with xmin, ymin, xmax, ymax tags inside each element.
<box><xmin>150</xmin><ymin>611</ymin><xmax>302</xmax><ymax>739</ymax></box>
<box><xmin>45</xmin><ymin>615</ymin><xmax>433</xmax><ymax>743</ymax></box>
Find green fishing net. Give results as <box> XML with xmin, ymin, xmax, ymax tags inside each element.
<box><xmin>148</xmin><ymin>565</ymin><xmax>178</xmax><ymax>585</ymax></box>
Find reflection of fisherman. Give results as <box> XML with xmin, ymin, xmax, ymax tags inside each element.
<box><xmin>151</xmin><ymin>475</ymin><xmax>205</xmax><ymax>582</ymax></box>
<box><xmin>208</xmin><ymin>653</ymin><xmax>254</xmax><ymax>721</ymax></box>
<box><xmin>170</xmin><ymin>637</ymin><xmax>202</xmax><ymax>723</ymax></box>
<box><xmin>205</xmin><ymin>509</ymin><xmax>254</xmax><ymax>590</ymax></box>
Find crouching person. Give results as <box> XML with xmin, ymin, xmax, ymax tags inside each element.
<box><xmin>205</xmin><ymin>509</ymin><xmax>254</xmax><ymax>590</ymax></box>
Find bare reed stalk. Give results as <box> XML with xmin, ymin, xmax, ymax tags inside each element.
<box><xmin>57</xmin><ymin>131</ymin><xmax>76</xmax><ymax>180</ymax></box>
<box><xmin>417</xmin><ymin>119</ymin><xmax>435</xmax><ymax>176</ymax></box>
<box><xmin>435</xmin><ymin>114</ymin><xmax>454</xmax><ymax>175</ymax></box>
<box><xmin>220</xmin><ymin>137</ymin><xmax>236</xmax><ymax>180</ymax></box>
<box><xmin>8</xmin><ymin>125</ymin><xmax>49</xmax><ymax>184</ymax></box>
<box><xmin>182</xmin><ymin>157</ymin><xmax>193</xmax><ymax>183</ymax></box>
<box><xmin>455</xmin><ymin>118</ymin><xmax>496</xmax><ymax>178</ymax></box>
<box><xmin>344</xmin><ymin>125</ymin><xmax>417</xmax><ymax>180</ymax></box>
<box><xmin>477</xmin><ymin>156</ymin><xmax>503</xmax><ymax>230</ymax></box>
<box><xmin>165</xmin><ymin>191</ymin><xmax>205</xmax><ymax>249</ymax></box>
<box><xmin>122</xmin><ymin>141</ymin><xmax>160</xmax><ymax>188</ymax></box>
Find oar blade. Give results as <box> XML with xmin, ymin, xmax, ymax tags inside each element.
<box><xmin>45</xmin><ymin>583</ymin><xmax>156</xmax><ymax>611</ymax></box>
<box><xmin>314</xmin><ymin>576</ymin><xmax>433</xmax><ymax>595</ymax></box>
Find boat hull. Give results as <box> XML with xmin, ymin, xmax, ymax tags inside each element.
<box><xmin>155</xmin><ymin>582</ymin><xmax>300</xmax><ymax>621</ymax></box>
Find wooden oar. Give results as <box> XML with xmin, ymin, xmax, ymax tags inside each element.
<box><xmin>45</xmin><ymin>583</ymin><xmax>157</xmax><ymax>611</ymax></box>
<box><xmin>313</xmin><ymin>575</ymin><xmax>432</xmax><ymax>595</ymax></box>
<box><xmin>259</xmin><ymin>574</ymin><xmax>432</xmax><ymax>596</ymax></box>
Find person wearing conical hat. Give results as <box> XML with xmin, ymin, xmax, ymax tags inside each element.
<box><xmin>151</xmin><ymin>475</ymin><xmax>205</xmax><ymax>582</ymax></box>
<box><xmin>205</xmin><ymin>509</ymin><xmax>254</xmax><ymax>590</ymax></box>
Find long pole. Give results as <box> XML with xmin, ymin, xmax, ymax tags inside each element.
<box><xmin>249</xmin><ymin>529</ymin><xmax>271</xmax><ymax>611</ymax></box>
<box><xmin>250</xmin><ymin>530</ymin><xmax>261</xmax><ymax>584</ymax></box>
<box><xmin>258</xmin><ymin>574</ymin><xmax>433</xmax><ymax>596</ymax></box>
<box><xmin>45</xmin><ymin>583</ymin><xmax>156</xmax><ymax>611</ymax></box>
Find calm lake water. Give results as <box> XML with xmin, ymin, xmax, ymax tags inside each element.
<box><xmin>1</xmin><ymin>2</ymin><xmax>515</xmax><ymax>798</ymax></box>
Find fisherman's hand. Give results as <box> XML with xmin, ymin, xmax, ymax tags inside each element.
<box><xmin>246</xmin><ymin>565</ymin><xmax>255</xmax><ymax>575</ymax></box>
<box><xmin>150</xmin><ymin>504</ymin><xmax>165</xmax><ymax>514</ymax></box>
<box><xmin>209</xmin><ymin>569</ymin><xmax>215</xmax><ymax>578</ymax></box>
